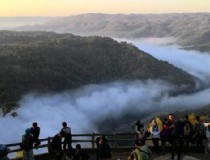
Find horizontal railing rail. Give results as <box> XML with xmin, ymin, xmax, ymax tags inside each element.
<box><xmin>5</xmin><ymin>132</ymin><xmax>205</xmax><ymax>160</ymax></box>
<box><xmin>6</xmin><ymin>132</ymin><xmax>138</xmax><ymax>154</ymax></box>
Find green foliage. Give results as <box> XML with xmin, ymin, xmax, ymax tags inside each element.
<box><xmin>0</xmin><ymin>102</ymin><xmax>19</xmax><ymax>117</ymax></box>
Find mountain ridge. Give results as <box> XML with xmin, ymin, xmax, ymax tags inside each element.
<box><xmin>9</xmin><ymin>13</ymin><xmax>210</xmax><ymax>53</ymax></box>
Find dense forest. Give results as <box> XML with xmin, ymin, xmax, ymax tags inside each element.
<box><xmin>0</xmin><ymin>31</ymin><xmax>195</xmax><ymax>105</ymax></box>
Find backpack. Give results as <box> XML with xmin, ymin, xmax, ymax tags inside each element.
<box><xmin>184</xmin><ymin>122</ymin><xmax>191</xmax><ymax>136</ymax></box>
<box><xmin>195</xmin><ymin>123</ymin><xmax>205</xmax><ymax>137</ymax></box>
<box><xmin>0</xmin><ymin>144</ymin><xmax>7</xmax><ymax>157</ymax></box>
<box><xmin>22</xmin><ymin>134</ymin><xmax>33</xmax><ymax>151</ymax></box>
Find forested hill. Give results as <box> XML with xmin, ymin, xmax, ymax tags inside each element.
<box><xmin>0</xmin><ymin>31</ymin><xmax>195</xmax><ymax>104</ymax></box>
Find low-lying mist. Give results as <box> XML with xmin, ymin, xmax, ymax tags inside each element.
<box><xmin>1</xmin><ymin>38</ymin><xmax>210</xmax><ymax>146</ymax></box>
<box><xmin>128</xmin><ymin>38</ymin><xmax>210</xmax><ymax>86</ymax></box>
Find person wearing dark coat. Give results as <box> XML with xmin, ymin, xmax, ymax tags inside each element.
<box><xmin>49</xmin><ymin>134</ymin><xmax>62</xmax><ymax>160</ymax></box>
<box><xmin>30</xmin><ymin>122</ymin><xmax>40</xmax><ymax>148</ymax></box>
<box><xmin>21</xmin><ymin>128</ymin><xmax>34</xmax><ymax>160</ymax></box>
<box><xmin>60</xmin><ymin>122</ymin><xmax>72</xmax><ymax>152</ymax></box>
<box><xmin>98</xmin><ymin>136</ymin><xmax>111</xmax><ymax>160</ymax></box>
<box><xmin>96</xmin><ymin>136</ymin><xmax>101</xmax><ymax>160</ymax></box>
<box><xmin>73</xmin><ymin>144</ymin><xmax>89</xmax><ymax>160</ymax></box>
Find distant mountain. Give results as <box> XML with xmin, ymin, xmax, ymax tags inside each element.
<box><xmin>0</xmin><ymin>31</ymin><xmax>195</xmax><ymax>104</ymax></box>
<box><xmin>11</xmin><ymin>13</ymin><xmax>210</xmax><ymax>53</ymax></box>
<box><xmin>0</xmin><ymin>17</ymin><xmax>55</xmax><ymax>30</ymax></box>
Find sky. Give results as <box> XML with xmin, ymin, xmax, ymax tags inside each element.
<box><xmin>0</xmin><ymin>0</ymin><xmax>210</xmax><ymax>17</ymax></box>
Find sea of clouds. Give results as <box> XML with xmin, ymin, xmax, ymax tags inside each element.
<box><xmin>1</xmin><ymin>38</ymin><xmax>210</xmax><ymax>157</ymax></box>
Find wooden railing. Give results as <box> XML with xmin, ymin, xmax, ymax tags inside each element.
<box><xmin>6</xmin><ymin>132</ymin><xmax>138</xmax><ymax>154</ymax></box>
<box><xmin>6</xmin><ymin>132</ymin><xmax>205</xmax><ymax>160</ymax></box>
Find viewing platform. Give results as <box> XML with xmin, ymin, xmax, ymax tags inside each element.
<box><xmin>5</xmin><ymin>132</ymin><xmax>209</xmax><ymax>160</ymax></box>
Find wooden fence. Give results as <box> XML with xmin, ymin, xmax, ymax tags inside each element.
<box><xmin>5</xmin><ymin>132</ymin><xmax>205</xmax><ymax>159</ymax></box>
<box><xmin>6</xmin><ymin>132</ymin><xmax>138</xmax><ymax>154</ymax></box>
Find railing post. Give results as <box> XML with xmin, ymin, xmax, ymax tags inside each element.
<box><xmin>92</xmin><ymin>132</ymin><xmax>95</xmax><ymax>149</ymax></box>
<box><xmin>47</xmin><ymin>137</ymin><xmax>51</xmax><ymax>152</ymax></box>
<box><xmin>114</xmin><ymin>132</ymin><xmax>116</xmax><ymax>149</ymax></box>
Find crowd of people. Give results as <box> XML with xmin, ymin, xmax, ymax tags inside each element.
<box><xmin>0</xmin><ymin>122</ymin><xmax>41</xmax><ymax>160</ymax></box>
<box><xmin>131</xmin><ymin>113</ymin><xmax>210</xmax><ymax>160</ymax></box>
<box><xmin>48</xmin><ymin>127</ymin><xmax>112</xmax><ymax>160</ymax></box>
<box><xmin>0</xmin><ymin>120</ymin><xmax>113</xmax><ymax>160</ymax></box>
<box><xmin>1</xmin><ymin>114</ymin><xmax>210</xmax><ymax>160</ymax></box>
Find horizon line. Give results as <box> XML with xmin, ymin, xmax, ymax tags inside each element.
<box><xmin>0</xmin><ymin>12</ymin><xmax>210</xmax><ymax>18</ymax></box>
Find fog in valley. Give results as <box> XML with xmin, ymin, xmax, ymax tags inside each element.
<box><xmin>130</xmin><ymin>38</ymin><xmax>210</xmax><ymax>86</ymax></box>
<box><xmin>1</xmin><ymin>38</ymin><xmax>210</xmax><ymax>148</ymax></box>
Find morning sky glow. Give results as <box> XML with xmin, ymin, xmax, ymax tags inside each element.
<box><xmin>0</xmin><ymin>0</ymin><xmax>210</xmax><ymax>16</ymax></box>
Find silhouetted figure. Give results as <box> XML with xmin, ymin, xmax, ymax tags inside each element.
<box><xmin>98</xmin><ymin>136</ymin><xmax>111</xmax><ymax>160</ymax></box>
<box><xmin>167</xmin><ymin>114</ymin><xmax>175</xmax><ymax>144</ymax></box>
<box><xmin>135</xmin><ymin>120</ymin><xmax>144</xmax><ymax>139</ymax></box>
<box><xmin>60</xmin><ymin>122</ymin><xmax>72</xmax><ymax>152</ymax></box>
<box><xmin>73</xmin><ymin>144</ymin><xmax>89</xmax><ymax>160</ymax></box>
<box><xmin>30</xmin><ymin>122</ymin><xmax>40</xmax><ymax>148</ymax></box>
<box><xmin>183</xmin><ymin>115</ymin><xmax>193</xmax><ymax>150</ymax></box>
<box><xmin>160</xmin><ymin>119</ymin><xmax>170</xmax><ymax>152</ymax></box>
<box><xmin>204</xmin><ymin>122</ymin><xmax>210</xmax><ymax>154</ymax></box>
<box><xmin>0</xmin><ymin>144</ymin><xmax>11</xmax><ymax>160</ymax></box>
<box><xmin>21</xmin><ymin>128</ymin><xmax>34</xmax><ymax>160</ymax></box>
<box><xmin>96</xmin><ymin>136</ymin><xmax>101</xmax><ymax>160</ymax></box>
<box><xmin>171</xmin><ymin>119</ymin><xmax>184</xmax><ymax>160</ymax></box>
<box><xmin>193</xmin><ymin>116</ymin><xmax>205</xmax><ymax>152</ymax></box>
<box><xmin>49</xmin><ymin>133</ymin><xmax>62</xmax><ymax>160</ymax></box>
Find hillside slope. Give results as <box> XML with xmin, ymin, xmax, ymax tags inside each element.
<box><xmin>0</xmin><ymin>31</ymin><xmax>195</xmax><ymax>104</ymax></box>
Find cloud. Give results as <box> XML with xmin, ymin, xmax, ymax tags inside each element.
<box><xmin>0</xmin><ymin>80</ymin><xmax>171</xmax><ymax>143</ymax></box>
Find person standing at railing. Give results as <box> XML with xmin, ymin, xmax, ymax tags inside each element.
<box><xmin>193</xmin><ymin>116</ymin><xmax>206</xmax><ymax>151</ymax></box>
<box><xmin>96</xmin><ymin>136</ymin><xmax>101</xmax><ymax>160</ymax></box>
<box><xmin>135</xmin><ymin>120</ymin><xmax>144</xmax><ymax>140</ymax></box>
<box><xmin>149</xmin><ymin>120</ymin><xmax>160</xmax><ymax>156</ymax></box>
<box><xmin>160</xmin><ymin>119</ymin><xmax>170</xmax><ymax>152</ymax></box>
<box><xmin>21</xmin><ymin>128</ymin><xmax>34</xmax><ymax>160</ymax></box>
<box><xmin>98</xmin><ymin>135</ymin><xmax>111</xmax><ymax>160</ymax></box>
<box><xmin>48</xmin><ymin>133</ymin><xmax>63</xmax><ymax>160</ymax></box>
<box><xmin>0</xmin><ymin>144</ymin><xmax>11</xmax><ymax>160</ymax></box>
<box><xmin>30</xmin><ymin>122</ymin><xmax>40</xmax><ymax>149</ymax></box>
<box><xmin>60</xmin><ymin>122</ymin><xmax>72</xmax><ymax>152</ymax></box>
<box><xmin>183</xmin><ymin>115</ymin><xmax>193</xmax><ymax>149</ymax></box>
<box><xmin>170</xmin><ymin>119</ymin><xmax>184</xmax><ymax>160</ymax></box>
<box><xmin>167</xmin><ymin>114</ymin><xmax>175</xmax><ymax>145</ymax></box>
<box><xmin>203</xmin><ymin>120</ymin><xmax>210</xmax><ymax>154</ymax></box>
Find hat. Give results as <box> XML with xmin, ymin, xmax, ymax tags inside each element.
<box><xmin>25</xmin><ymin>128</ymin><xmax>31</xmax><ymax>134</ymax></box>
